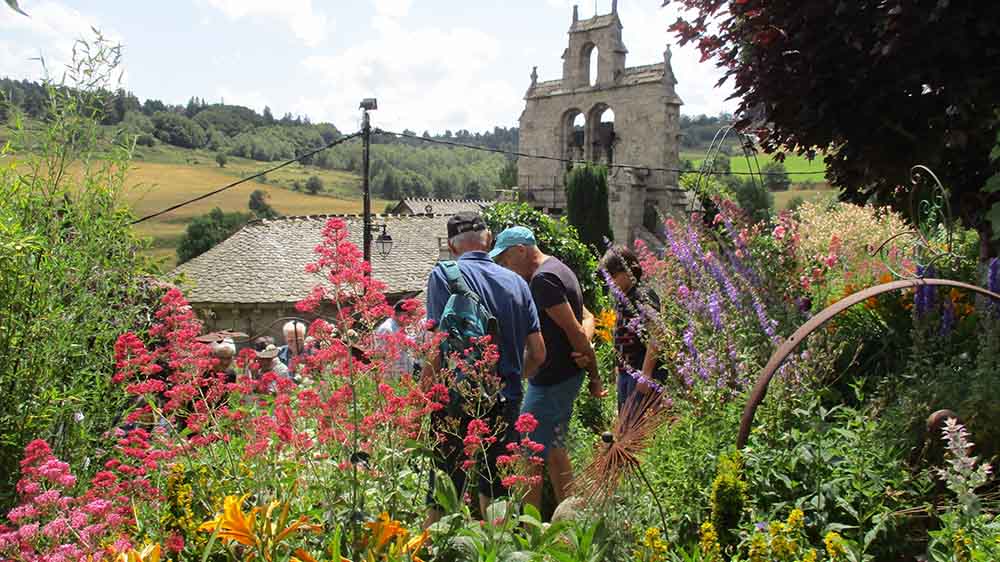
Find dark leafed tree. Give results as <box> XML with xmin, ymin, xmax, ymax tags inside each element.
<box><xmin>761</xmin><ymin>161</ymin><xmax>790</xmax><ymax>192</ymax></box>
<box><xmin>249</xmin><ymin>189</ymin><xmax>279</xmax><ymax>219</ymax></box>
<box><xmin>499</xmin><ymin>158</ymin><xmax>518</xmax><ymax>188</ymax></box>
<box><xmin>565</xmin><ymin>163</ymin><xmax>613</xmax><ymax>250</ymax></box>
<box><xmin>305</xmin><ymin>175</ymin><xmax>324</xmax><ymax>195</ymax></box>
<box><xmin>670</xmin><ymin>0</ymin><xmax>1000</xmax><ymax>257</ymax></box>
<box><xmin>176</xmin><ymin>208</ymin><xmax>250</xmax><ymax>264</ymax></box>
<box><xmin>215</xmin><ymin>152</ymin><xmax>227</xmax><ymax>168</ymax></box>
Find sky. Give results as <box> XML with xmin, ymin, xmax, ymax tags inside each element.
<box><xmin>1</xmin><ymin>0</ymin><xmax>737</xmax><ymax>134</ymax></box>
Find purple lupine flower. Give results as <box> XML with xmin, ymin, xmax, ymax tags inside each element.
<box><xmin>705</xmin><ymin>253</ymin><xmax>742</xmax><ymax>308</ymax></box>
<box><xmin>707</xmin><ymin>292</ymin><xmax>724</xmax><ymax>330</ymax></box>
<box><xmin>623</xmin><ymin>364</ymin><xmax>665</xmax><ymax>394</ymax></box>
<box><xmin>914</xmin><ymin>265</ymin><xmax>936</xmax><ymax>317</ymax></box>
<box><xmin>663</xmin><ymin>223</ymin><xmax>697</xmax><ymax>273</ymax></box>
<box><xmin>987</xmin><ymin>258</ymin><xmax>1000</xmax><ymax>317</ymax></box>
<box><xmin>683</xmin><ymin>324</ymin><xmax>697</xmax><ymax>358</ymax></box>
<box><xmin>678</xmin><ymin>284</ymin><xmax>691</xmax><ymax>299</ymax></box>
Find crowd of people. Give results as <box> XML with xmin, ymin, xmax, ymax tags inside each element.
<box><xmin>193</xmin><ymin>210</ymin><xmax>665</xmax><ymax>522</ymax></box>
<box><xmin>420</xmin><ymin>212</ymin><xmax>666</xmax><ymax>523</ymax></box>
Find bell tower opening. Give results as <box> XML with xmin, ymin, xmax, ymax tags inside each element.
<box><xmin>590</xmin><ymin>104</ymin><xmax>616</xmax><ymax>165</ymax></box>
<box><xmin>563</xmin><ymin>109</ymin><xmax>587</xmax><ymax>168</ymax></box>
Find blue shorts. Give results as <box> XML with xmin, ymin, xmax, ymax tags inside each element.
<box><xmin>520</xmin><ymin>373</ymin><xmax>584</xmax><ymax>459</ymax></box>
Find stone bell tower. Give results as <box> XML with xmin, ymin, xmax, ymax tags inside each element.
<box><xmin>517</xmin><ymin>1</ymin><xmax>688</xmax><ymax>244</ymax></box>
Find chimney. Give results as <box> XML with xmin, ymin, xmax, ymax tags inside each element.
<box><xmin>572</xmin><ymin>5</ymin><xmax>579</xmax><ymax>22</ymax></box>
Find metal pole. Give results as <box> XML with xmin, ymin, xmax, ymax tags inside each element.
<box><xmin>362</xmin><ymin>109</ymin><xmax>372</xmax><ymax>266</ymax></box>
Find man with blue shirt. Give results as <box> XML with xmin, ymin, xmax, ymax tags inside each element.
<box><xmin>422</xmin><ymin>212</ymin><xmax>546</xmax><ymax>525</ymax></box>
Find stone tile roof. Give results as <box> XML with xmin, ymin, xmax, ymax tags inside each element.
<box><xmin>171</xmin><ymin>214</ymin><xmax>453</xmax><ymax>304</ymax></box>
<box><xmin>392</xmin><ymin>198</ymin><xmax>491</xmax><ymax>215</ymax></box>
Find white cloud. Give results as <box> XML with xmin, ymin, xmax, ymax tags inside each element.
<box><xmin>0</xmin><ymin>1</ymin><xmax>123</xmax><ymax>82</ymax></box>
<box><xmin>298</xmin><ymin>15</ymin><xmax>521</xmax><ymax>133</ymax></box>
<box><xmin>203</xmin><ymin>0</ymin><xmax>331</xmax><ymax>47</ymax></box>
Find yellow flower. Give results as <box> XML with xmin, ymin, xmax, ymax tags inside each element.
<box><xmin>199</xmin><ymin>494</ymin><xmax>259</xmax><ymax>547</ymax></box>
<box><xmin>824</xmin><ymin>531</ymin><xmax>846</xmax><ymax>560</ymax></box>
<box><xmin>595</xmin><ymin>309</ymin><xmax>616</xmax><ymax>343</ymax></box>
<box><xmin>291</xmin><ymin>549</ymin><xmax>351</xmax><ymax>562</ymax></box>
<box><xmin>786</xmin><ymin>508</ymin><xmax>805</xmax><ymax>531</ymax></box>
<box><xmin>802</xmin><ymin>548</ymin><xmax>818</xmax><ymax>562</ymax></box>
<box><xmin>699</xmin><ymin>521</ymin><xmax>721</xmax><ymax>562</ymax></box>
<box><xmin>747</xmin><ymin>533</ymin><xmax>768</xmax><ymax>562</ymax></box>
<box><xmin>116</xmin><ymin>544</ymin><xmax>161</xmax><ymax>562</ymax></box>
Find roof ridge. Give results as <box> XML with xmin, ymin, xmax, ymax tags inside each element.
<box><xmin>248</xmin><ymin>212</ymin><xmax>459</xmax><ymax>225</ymax></box>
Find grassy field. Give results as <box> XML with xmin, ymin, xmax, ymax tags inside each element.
<box><xmin>125</xmin><ymin>161</ymin><xmax>381</xmax><ymax>269</ymax></box>
<box><xmin>772</xmin><ymin>188</ymin><xmax>837</xmax><ymax>210</ymax></box>
<box><xmin>681</xmin><ymin>149</ymin><xmax>828</xmax><ymax>186</ymax></box>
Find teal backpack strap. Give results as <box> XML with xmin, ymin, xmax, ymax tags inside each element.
<box><xmin>439</xmin><ymin>260</ymin><xmax>480</xmax><ymax>302</ymax></box>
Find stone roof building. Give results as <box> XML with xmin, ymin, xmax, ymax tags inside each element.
<box><xmin>518</xmin><ymin>1</ymin><xmax>690</xmax><ymax>243</ymax></box>
<box><xmin>172</xmin><ymin>214</ymin><xmax>452</xmax><ymax>338</ymax></box>
<box><xmin>390</xmin><ymin>198</ymin><xmax>491</xmax><ymax>216</ymax></box>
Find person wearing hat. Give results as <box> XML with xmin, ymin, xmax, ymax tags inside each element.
<box><xmin>255</xmin><ymin>344</ymin><xmax>290</xmax><ymax>380</ymax></box>
<box><xmin>422</xmin><ymin>212</ymin><xmax>547</xmax><ymax>526</ymax></box>
<box><xmin>489</xmin><ymin>225</ymin><xmax>604</xmax><ymax>514</ymax></box>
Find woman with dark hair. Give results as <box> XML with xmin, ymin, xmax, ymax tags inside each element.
<box><xmin>599</xmin><ymin>245</ymin><xmax>667</xmax><ymax>414</ymax></box>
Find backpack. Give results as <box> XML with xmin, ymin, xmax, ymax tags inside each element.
<box><xmin>435</xmin><ymin>261</ymin><xmax>501</xmax><ymax>412</ymax></box>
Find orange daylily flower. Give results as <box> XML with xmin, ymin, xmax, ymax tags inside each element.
<box><xmin>405</xmin><ymin>529</ymin><xmax>430</xmax><ymax>561</ymax></box>
<box><xmin>198</xmin><ymin>494</ymin><xmax>259</xmax><ymax>547</ymax></box>
<box><xmin>116</xmin><ymin>544</ymin><xmax>161</xmax><ymax>562</ymax></box>
<box><xmin>366</xmin><ymin>512</ymin><xmax>408</xmax><ymax>550</ymax></box>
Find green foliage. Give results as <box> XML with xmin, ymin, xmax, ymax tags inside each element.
<box><xmin>499</xmin><ymin>158</ymin><xmax>518</xmax><ymax>188</ymax></box>
<box><xmin>175</xmin><ymin>207</ymin><xmax>250</xmax><ymax>264</ymax></box>
<box><xmin>482</xmin><ymin>202</ymin><xmax>602</xmax><ymax>309</ymax></box>
<box><xmin>565</xmin><ymin>163</ymin><xmax>613</xmax><ymax>249</ymax></box>
<box><xmin>743</xmin><ymin>389</ymin><xmax>932</xmax><ymax>561</ymax></box>
<box><xmin>733</xmin><ymin>177</ymin><xmax>774</xmax><ymax>225</ymax></box>
<box><xmin>248</xmin><ymin>189</ymin><xmax>278</xmax><ymax>219</ymax></box>
<box><xmin>305</xmin><ymin>175</ymin><xmax>324</xmax><ymax>195</ymax></box>
<box><xmin>762</xmin><ymin>160</ymin><xmax>791</xmax><ymax>192</ymax></box>
<box><xmin>151</xmin><ymin>111</ymin><xmax>207</xmax><ymax>149</ymax></box>
<box><xmin>214</xmin><ymin>151</ymin><xmax>226</xmax><ymax>168</ymax></box>
<box><xmin>709</xmin><ymin>451</ymin><xmax>747</xmax><ymax>548</ymax></box>
<box><xmin>0</xmin><ymin>35</ymin><xmax>154</xmax><ymax>508</ymax></box>
<box><xmin>645</xmin><ymin>401</ymin><xmax>743</xmax><ymax>544</ymax></box>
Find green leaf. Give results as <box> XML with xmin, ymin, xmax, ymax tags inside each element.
<box><xmin>985</xmin><ymin>203</ymin><xmax>1000</xmax><ymax>240</ymax></box>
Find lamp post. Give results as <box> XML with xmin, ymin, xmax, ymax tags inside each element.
<box><xmin>360</xmin><ymin>98</ymin><xmax>377</xmax><ymax>266</ymax></box>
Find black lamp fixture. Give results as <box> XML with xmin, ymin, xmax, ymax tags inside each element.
<box><xmin>370</xmin><ymin>223</ymin><xmax>393</xmax><ymax>258</ymax></box>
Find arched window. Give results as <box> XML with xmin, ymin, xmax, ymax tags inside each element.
<box><xmin>580</xmin><ymin>42</ymin><xmax>598</xmax><ymax>87</ymax></box>
<box><xmin>562</xmin><ymin>109</ymin><xmax>587</xmax><ymax>169</ymax></box>
<box><xmin>589</xmin><ymin>104</ymin><xmax>616</xmax><ymax>164</ymax></box>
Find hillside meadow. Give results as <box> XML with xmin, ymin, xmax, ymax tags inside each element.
<box><xmin>125</xmin><ymin>160</ymin><xmax>379</xmax><ymax>268</ymax></box>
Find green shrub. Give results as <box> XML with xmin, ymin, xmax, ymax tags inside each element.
<box><xmin>306</xmin><ymin>175</ymin><xmax>324</xmax><ymax>194</ymax></box>
<box><xmin>482</xmin><ymin>202</ymin><xmax>602</xmax><ymax>309</ymax></box>
<box><xmin>0</xmin><ymin>37</ymin><xmax>155</xmax><ymax>509</ymax></box>
<box><xmin>710</xmin><ymin>450</ymin><xmax>747</xmax><ymax>548</ymax></box>
<box><xmin>565</xmin><ymin>163</ymin><xmax>613</xmax><ymax>250</ymax></box>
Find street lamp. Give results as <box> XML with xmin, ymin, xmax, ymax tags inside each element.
<box><xmin>372</xmin><ymin>223</ymin><xmax>393</xmax><ymax>258</ymax></box>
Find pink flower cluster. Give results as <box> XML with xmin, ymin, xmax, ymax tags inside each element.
<box><xmin>497</xmin><ymin>414</ymin><xmax>545</xmax><ymax>489</ymax></box>
<box><xmin>1</xmin><ymin>440</ymin><xmax>141</xmax><ymax>561</ymax></box>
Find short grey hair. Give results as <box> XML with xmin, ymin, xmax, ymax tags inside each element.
<box><xmin>448</xmin><ymin>229</ymin><xmax>490</xmax><ymax>252</ymax></box>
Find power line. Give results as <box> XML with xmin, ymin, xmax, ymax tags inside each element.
<box><xmin>377</xmin><ymin>129</ymin><xmax>824</xmax><ymax>177</ymax></box>
<box><xmin>130</xmin><ymin>131</ymin><xmax>362</xmax><ymax>225</ymax></box>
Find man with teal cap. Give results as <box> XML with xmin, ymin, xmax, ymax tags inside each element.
<box><xmin>490</xmin><ymin>225</ymin><xmax>604</xmax><ymax>514</ymax></box>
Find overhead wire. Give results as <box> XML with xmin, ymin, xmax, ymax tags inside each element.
<box><xmin>130</xmin><ymin>131</ymin><xmax>362</xmax><ymax>225</ymax></box>
<box><xmin>132</xmin><ymin>124</ymin><xmax>822</xmax><ymax>225</ymax></box>
<box><xmin>377</xmin><ymin>128</ymin><xmax>824</xmax><ymax>177</ymax></box>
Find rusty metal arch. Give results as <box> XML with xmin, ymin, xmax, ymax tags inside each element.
<box><xmin>737</xmin><ymin>278</ymin><xmax>1000</xmax><ymax>449</ymax></box>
